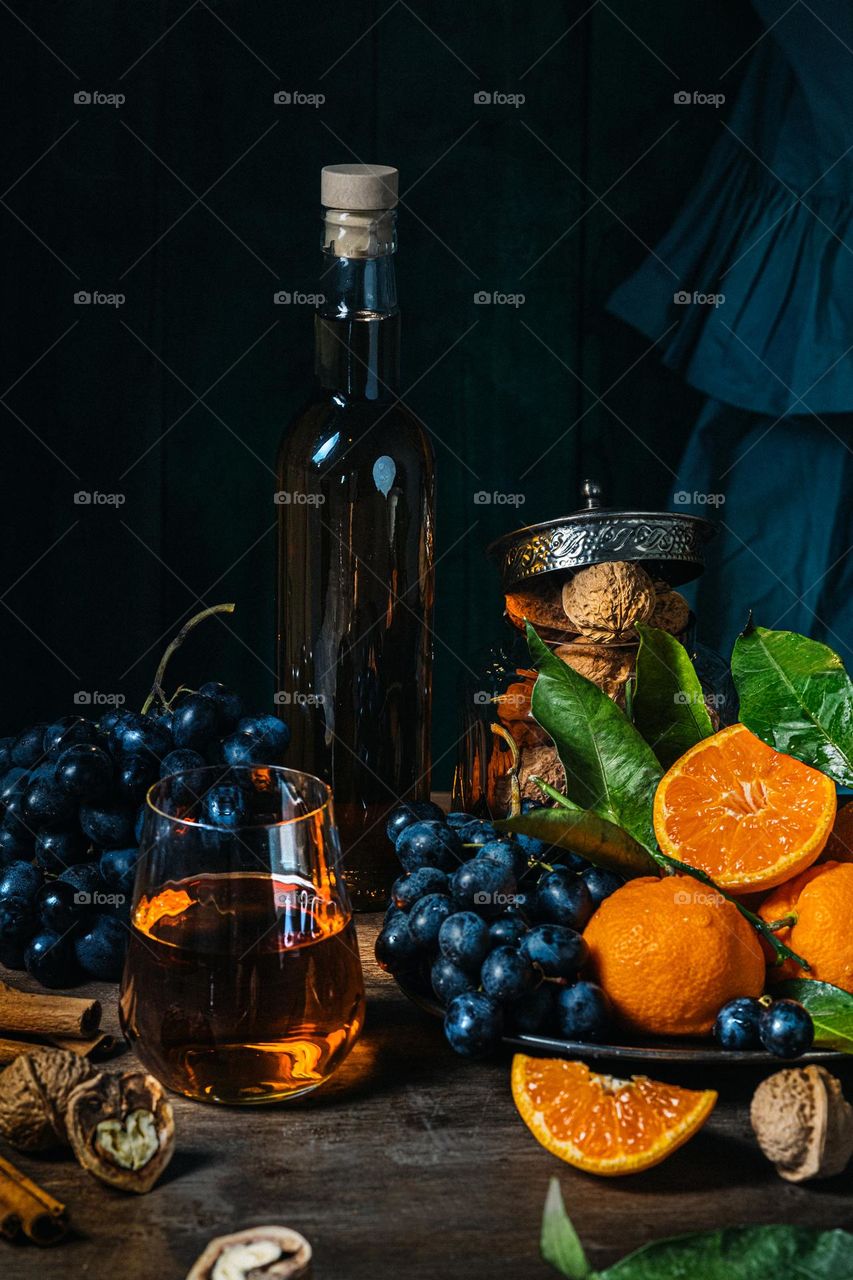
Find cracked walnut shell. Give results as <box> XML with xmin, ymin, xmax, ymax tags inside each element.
<box><xmin>186</xmin><ymin>1226</ymin><xmax>313</xmax><ymax>1279</ymax></box>
<box><xmin>0</xmin><ymin>1047</ymin><xmax>97</xmax><ymax>1152</ymax></box>
<box><xmin>66</xmin><ymin>1070</ymin><xmax>175</xmax><ymax>1193</ymax></box>
<box><xmin>561</xmin><ymin>562</ymin><xmax>656</xmax><ymax>643</ymax></box>
<box><xmin>750</xmin><ymin>1065</ymin><xmax>853</xmax><ymax>1182</ymax></box>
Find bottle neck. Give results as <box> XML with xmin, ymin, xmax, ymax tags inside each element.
<box><xmin>314</xmin><ymin>209</ymin><xmax>400</xmax><ymax>400</ymax></box>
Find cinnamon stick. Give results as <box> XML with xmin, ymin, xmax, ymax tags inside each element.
<box><xmin>0</xmin><ymin>1033</ymin><xmax>117</xmax><ymax>1065</ymax></box>
<box><xmin>0</xmin><ymin>980</ymin><xmax>100</xmax><ymax>1039</ymax></box>
<box><xmin>0</xmin><ymin>1155</ymin><xmax>68</xmax><ymax>1244</ymax></box>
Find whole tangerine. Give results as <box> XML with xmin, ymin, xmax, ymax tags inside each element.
<box><xmin>758</xmin><ymin>860</ymin><xmax>853</xmax><ymax>993</ymax></box>
<box><xmin>583</xmin><ymin>874</ymin><xmax>765</xmax><ymax>1038</ymax></box>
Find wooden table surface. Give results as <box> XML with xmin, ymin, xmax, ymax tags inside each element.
<box><xmin>3</xmin><ymin>914</ymin><xmax>853</xmax><ymax>1278</ymax></box>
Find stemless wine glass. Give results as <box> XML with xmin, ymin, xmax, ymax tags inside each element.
<box><xmin>119</xmin><ymin>765</ymin><xmax>365</xmax><ymax>1105</ymax></box>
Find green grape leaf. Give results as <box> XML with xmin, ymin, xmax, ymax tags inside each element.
<box><xmin>633</xmin><ymin>624</ymin><xmax>714</xmax><ymax>768</ymax></box>
<box><xmin>732</xmin><ymin>624</ymin><xmax>853</xmax><ymax>786</ymax></box>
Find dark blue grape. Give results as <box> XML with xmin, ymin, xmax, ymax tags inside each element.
<box><xmin>24</xmin><ymin>777</ymin><xmax>78</xmax><ymax>829</ymax></box>
<box><xmin>395</xmin><ymin>821</ymin><xmax>463</xmax><ymax>873</ymax></box>
<box><xmin>99</xmin><ymin>847</ymin><xmax>139</xmax><ymax>897</ymax></box>
<box><xmin>408</xmin><ymin>893</ymin><xmax>453</xmax><ymax>949</ymax></box>
<box><xmin>374</xmin><ymin>915</ymin><xmax>419</xmax><ymax>974</ymax></box>
<box><xmin>554</xmin><ymin>981</ymin><xmax>611</xmax><ymax>1042</ymax></box>
<box><xmin>34</xmin><ymin>828</ymin><xmax>91</xmax><ymax>873</ymax></box>
<box><xmin>714</xmin><ymin>997</ymin><xmax>763</xmax><ymax>1051</ymax></box>
<box><xmin>74</xmin><ymin>915</ymin><xmax>127</xmax><ymax>981</ymax></box>
<box><xmin>431</xmin><ymin>956</ymin><xmax>475</xmax><ymax>1005</ymax></box>
<box><xmin>38</xmin><ymin>880</ymin><xmax>86</xmax><ymax>933</ymax></box>
<box><xmin>445</xmin><ymin>810</ymin><xmax>477</xmax><ymax>830</ymax></box>
<box><xmin>79</xmin><ymin>803</ymin><xmax>135</xmax><ymax>850</ymax></box>
<box><xmin>520</xmin><ymin>924</ymin><xmax>587</xmax><ymax>978</ymax></box>
<box><xmin>11</xmin><ymin>725</ymin><xmax>48</xmax><ymax>768</ymax></box>
<box><xmin>172</xmin><ymin>695</ymin><xmax>219</xmax><ymax>752</ymax></box>
<box><xmin>0</xmin><ymin>860</ymin><xmax>43</xmax><ymax>908</ymax></box>
<box><xmin>477</xmin><ymin>839</ymin><xmax>527</xmax><ymax>879</ymax></box>
<box><xmin>43</xmin><ymin>716</ymin><xmax>99</xmax><ymax>755</ymax></box>
<box><xmin>98</xmin><ymin>709</ymin><xmax>123</xmax><ymax>736</ymax></box>
<box><xmin>507</xmin><ymin>983</ymin><xmax>555</xmax><ymax>1035</ymax></box>
<box><xmin>444</xmin><ymin>992</ymin><xmax>503</xmax><ymax>1057</ymax></box>
<box><xmin>0</xmin><ymin>824</ymin><xmax>34</xmax><ymax>864</ymax></box>
<box><xmin>392</xmin><ymin>866</ymin><xmax>448</xmax><ymax>910</ymax></box>
<box><xmin>203</xmin><ymin>783</ymin><xmax>248</xmax><ymax>828</ymax></box>
<box><xmin>0</xmin><ymin>767</ymin><xmax>29</xmax><ymax>805</ymax></box>
<box><xmin>438</xmin><ymin>911</ymin><xmax>490</xmax><ymax>972</ymax></box>
<box><xmin>457</xmin><ymin>819</ymin><xmax>497</xmax><ymax>847</ymax></box>
<box><xmin>488</xmin><ymin>915</ymin><xmax>527</xmax><ymax>949</ymax></box>
<box><xmin>0</xmin><ymin>900</ymin><xmax>37</xmax><ymax>947</ymax></box>
<box><xmin>0</xmin><ymin>737</ymin><xmax>12</xmax><ymax>773</ymax></box>
<box><xmin>115</xmin><ymin>754</ymin><xmax>158</xmax><ymax>805</ymax></box>
<box><xmin>26</xmin><ymin>930</ymin><xmax>80</xmax><ymax>988</ymax></box>
<box><xmin>110</xmin><ymin>713</ymin><xmax>171</xmax><ymax>762</ymax></box>
<box><xmin>385</xmin><ymin>800</ymin><xmax>447</xmax><ymax>843</ymax></box>
<box><xmin>159</xmin><ymin>748</ymin><xmax>206</xmax><ymax>777</ymax></box>
<box><xmin>449</xmin><ymin>859</ymin><xmax>518</xmax><ymax>919</ymax></box>
<box><xmin>55</xmin><ymin>744</ymin><xmax>113</xmax><ymax>802</ymax></box>
<box><xmin>59</xmin><ymin>863</ymin><xmax>108</xmax><ymax>904</ymax></box>
<box><xmin>481</xmin><ymin>945</ymin><xmax>536</xmax><ymax>1002</ymax></box>
<box><xmin>759</xmin><ymin>999</ymin><xmax>814</xmax><ymax>1059</ymax></box>
<box><xmin>536</xmin><ymin>868</ymin><xmax>594</xmax><ymax>930</ymax></box>
<box><xmin>199</xmin><ymin>681</ymin><xmax>244</xmax><ymax>731</ymax></box>
<box><xmin>581</xmin><ymin>865</ymin><xmax>624</xmax><ymax>908</ymax></box>
<box><xmin>233</xmin><ymin>714</ymin><xmax>290</xmax><ymax>762</ymax></box>
<box><xmin>2</xmin><ymin>792</ymin><xmax>32</xmax><ymax>842</ymax></box>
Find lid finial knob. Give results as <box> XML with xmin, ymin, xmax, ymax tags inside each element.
<box><xmin>581</xmin><ymin>479</ymin><xmax>602</xmax><ymax>510</ymax></box>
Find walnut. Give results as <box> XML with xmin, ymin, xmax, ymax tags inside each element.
<box><xmin>750</xmin><ymin>1065</ymin><xmax>853</xmax><ymax>1182</ymax></box>
<box><xmin>0</xmin><ymin>1048</ymin><xmax>97</xmax><ymax>1151</ymax></box>
<box><xmin>553</xmin><ymin>642</ymin><xmax>636</xmax><ymax>702</ymax></box>
<box><xmin>186</xmin><ymin>1226</ymin><xmax>313</xmax><ymax>1279</ymax></box>
<box><xmin>649</xmin><ymin>588</ymin><xmax>690</xmax><ymax>635</ymax></box>
<box><xmin>561</xmin><ymin>561</ymin><xmax>656</xmax><ymax>643</ymax></box>
<box><xmin>66</xmin><ymin>1070</ymin><xmax>175</xmax><ymax>1194</ymax></box>
<box><xmin>505</xmin><ymin>586</ymin><xmax>574</xmax><ymax>638</ymax></box>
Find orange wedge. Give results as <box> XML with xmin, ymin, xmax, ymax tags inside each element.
<box><xmin>511</xmin><ymin>1055</ymin><xmax>716</xmax><ymax>1176</ymax></box>
<box><xmin>653</xmin><ymin>723</ymin><xmax>836</xmax><ymax>893</ymax></box>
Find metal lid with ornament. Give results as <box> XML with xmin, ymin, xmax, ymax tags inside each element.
<box><xmin>487</xmin><ymin>480</ymin><xmax>717</xmax><ymax>590</ymax></box>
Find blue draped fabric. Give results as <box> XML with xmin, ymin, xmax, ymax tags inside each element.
<box><xmin>608</xmin><ymin>0</ymin><xmax>853</xmax><ymax>660</ymax></box>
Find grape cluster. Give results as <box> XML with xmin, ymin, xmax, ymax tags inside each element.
<box><xmin>375</xmin><ymin>800</ymin><xmax>623</xmax><ymax>1057</ymax></box>
<box><xmin>0</xmin><ymin>687</ymin><xmax>290</xmax><ymax>989</ymax></box>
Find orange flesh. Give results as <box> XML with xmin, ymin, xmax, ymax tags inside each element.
<box><xmin>654</xmin><ymin>724</ymin><xmax>836</xmax><ymax>890</ymax></box>
<box><xmin>511</xmin><ymin>1055</ymin><xmax>716</xmax><ymax>1175</ymax></box>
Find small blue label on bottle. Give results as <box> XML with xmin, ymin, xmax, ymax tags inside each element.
<box><xmin>373</xmin><ymin>455</ymin><xmax>396</xmax><ymax>497</ymax></box>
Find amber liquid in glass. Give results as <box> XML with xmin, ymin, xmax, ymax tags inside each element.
<box><xmin>119</xmin><ymin>872</ymin><xmax>365</xmax><ymax>1104</ymax></box>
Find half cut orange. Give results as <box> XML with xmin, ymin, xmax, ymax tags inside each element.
<box><xmin>653</xmin><ymin>723</ymin><xmax>836</xmax><ymax>893</ymax></box>
<box><xmin>511</xmin><ymin>1055</ymin><xmax>716</xmax><ymax>1176</ymax></box>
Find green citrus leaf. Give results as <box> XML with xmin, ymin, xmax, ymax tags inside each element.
<box><xmin>633</xmin><ymin>624</ymin><xmax>714</xmax><ymax>768</ymax></box>
<box><xmin>774</xmin><ymin>979</ymin><xmax>853</xmax><ymax>1052</ymax></box>
<box><xmin>595</xmin><ymin>1225</ymin><xmax>853</xmax><ymax>1279</ymax></box>
<box><xmin>497</xmin><ymin>806</ymin><xmax>656</xmax><ymax>879</ymax></box>
<box><xmin>540</xmin><ymin>1179</ymin><xmax>592</xmax><ymax>1280</ymax></box>
<box><xmin>526</xmin><ymin>623</ymin><xmax>662</xmax><ymax>853</ymax></box>
<box><xmin>732</xmin><ymin>624</ymin><xmax>853</xmax><ymax>786</ymax></box>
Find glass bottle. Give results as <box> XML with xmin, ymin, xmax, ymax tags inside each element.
<box><xmin>276</xmin><ymin>165</ymin><xmax>435</xmax><ymax>910</ymax></box>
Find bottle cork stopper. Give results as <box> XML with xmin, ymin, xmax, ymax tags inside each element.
<box><xmin>321</xmin><ymin>164</ymin><xmax>398</xmax><ymax>210</ymax></box>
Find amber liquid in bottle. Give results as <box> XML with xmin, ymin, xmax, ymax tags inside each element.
<box><xmin>276</xmin><ymin>203</ymin><xmax>434</xmax><ymax>909</ymax></box>
<box><xmin>119</xmin><ymin>873</ymin><xmax>365</xmax><ymax>1104</ymax></box>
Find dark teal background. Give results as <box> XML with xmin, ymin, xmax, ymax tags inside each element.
<box><xmin>0</xmin><ymin>1</ymin><xmax>757</xmax><ymax>783</ymax></box>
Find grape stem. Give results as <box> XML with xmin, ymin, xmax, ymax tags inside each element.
<box><xmin>141</xmin><ymin>603</ymin><xmax>235</xmax><ymax>715</ymax></box>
